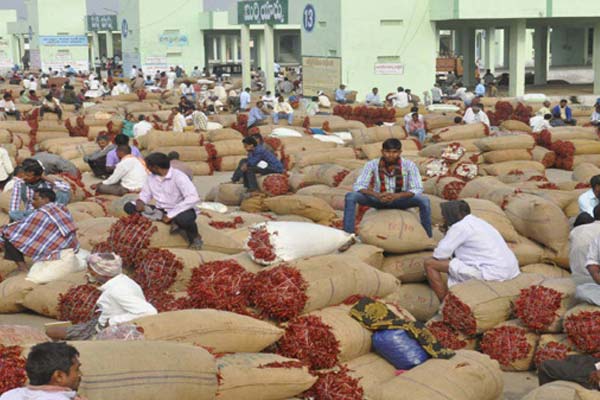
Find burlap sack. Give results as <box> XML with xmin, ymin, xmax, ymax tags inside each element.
<box><xmin>216</xmin><ymin>353</ymin><xmax>316</xmax><ymax>400</ymax></box>
<box><xmin>572</xmin><ymin>163</ymin><xmax>600</xmax><ymax>183</ymax></box>
<box><xmin>152</xmin><ymin>146</ymin><xmax>210</xmax><ymax>161</ymax></box>
<box><xmin>381</xmin><ymin>251</ymin><xmax>432</xmax><ymax>282</ymax></box>
<box><xmin>345</xmin><ymin>353</ymin><xmax>397</xmax><ymax>400</ymax></box>
<box><xmin>184</xmin><ymin>161</ymin><xmax>212</xmax><ymax>175</ymax></box>
<box><xmin>481</xmin><ymin>320</ymin><xmax>538</xmax><ymax>371</ymax></box>
<box><xmin>0</xmin><ymin>324</ymin><xmax>49</xmax><ymax>346</ymax></box>
<box><xmin>521</xmin><ymin>188</ymin><xmax>580</xmax><ymax>210</ymax></box>
<box><xmin>350</xmin><ymin>125</ymin><xmax>407</xmax><ymax>147</ymax></box>
<box><xmin>508</xmin><ymin>235</ymin><xmax>546</xmax><ymax>266</ymax></box>
<box><xmin>521</xmin><ymin>264</ymin><xmax>571</xmax><ymax>278</ymax></box>
<box><xmin>521</xmin><ymin>278</ymin><xmax>576</xmax><ymax>333</ymax></box>
<box><xmin>475</xmin><ymin>135</ymin><xmax>535</xmax><ymax>152</ymax></box>
<box><xmin>482</xmin><ymin>149</ymin><xmax>533</xmax><ymax>164</ymax></box>
<box><xmin>431</xmin><ymin>123</ymin><xmax>489</xmax><ymax>142</ymax></box>
<box><xmin>563</xmin><ymin>303</ymin><xmax>600</xmax><ymax>354</ymax></box>
<box><xmin>300</xmin><ymin>164</ymin><xmax>350</xmax><ymax>188</ymax></box>
<box><xmin>213</xmin><ymin>155</ymin><xmax>243</xmax><ymax>172</ymax></box>
<box><xmin>442</xmin><ymin>273</ymin><xmax>544</xmax><ymax>335</ymax></box>
<box><xmin>296</xmin><ymin>185</ymin><xmax>347</xmax><ymax>210</ymax></box>
<box><xmin>566</xmin><ymin>140</ymin><xmax>600</xmax><ymax>155</ymax></box>
<box><xmin>294</xmin><ymin>147</ymin><xmax>356</xmax><ymax>168</ymax></box>
<box><xmin>423</xmin><ymin>176</ymin><xmax>466</xmax><ymax>201</ymax></box>
<box><xmin>211</xmin><ymin>139</ymin><xmax>246</xmax><ymax>157</ymax></box>
<box><xmin>573</xmin><ymin>154</ymin><xmax>600</xmax><ymax>169</ymax></box>
<box><xmin>100</xmin><ymin>194</ymin><xmax>138</xmax><ymax>217</ymax></box>
<box><xmin>342</xmin><ymin>243</ymin><xmax>384</xmax><ymax>269</ymax></box>
<box><xmin>522</xmin><ymin>381</ymin><xmax>588</xmax><ymax>400</ymax></box>
<box><xmin>76</xmin><ymin>217</ymin><xmax>117</xmax><ymax>250</ymax></box>
<box><xmin>575</xmin><ymin>389</ymin><xmax>600</xmax><ymax>400</ymax></box>
<box><xmin>21</xmin><ymin>271</ymin><xmax>87</xmax><ymax>318</ymax></box>
<box><xmin>423</xmin><ymin>114</ymin><xmax>461</xmax><ymax>130</ymax></box>
<box><xmin>196</xmin><ymin>222</ymin><xmax>247</xmax><ymax>254</ymax></box>
<box><xmin>500</xmin><ymin>120</ymin><xmax>533</xmax><ymax>133</ymax></box>
<box><xmin>359</xmin><ymin>209</ymin><xmax>435</xmax><ymax>253</ymax></box>
<box><xmin>67</xmin><ymin>202</ymin><xmax>106</xmax><ymax>218</ymax></box>
<box><xmin>0</xmin><ymin>273</ymin><xmax>37</xmax><ymax>313</ymax></box>
<box><xmin>141</xmin><ymin>130</ymin><xmax>203</xmax><ymax>151</ymax></box>
<box><xmin>463</xmin><ymin>198</ymin><xmax>520</xmax><ymax>242</ymax></box>
<box><xmin>216</xmin><ymin>183</ymin><xmax>246</xmax><ymax>206</ymax></box>
<box><xmin>379</xmin><ymin>350</ymin><xmax>503</xmax><ymax>400</ymax></box>
<box><xmin>207</xmin><ymin>128</ymin><xmax>243</xmax><ymax>142</ymax></box>
<box><xmin>531</xmin><ymin>146</ymin><xmax>557</xmax><ymax>168</ymax></box>
<box><xmin>132</xmin><ymin>309</ymin><xmax>284</xmax><ymax>352</ymax></box>
<box><xmin>482</xmin><ymin>160</ymin><xmax>546</xmax><ymax>176</ymax></box>
<box><xmin>418</xmin><ymin>139</ymin><xmax>480</xmax><ymax>158</ymax></box>
<box><xmin>384</xmin><ymin>283</ymin><xmax>440</xmax><ymax>322</ymax></box>
<box><xmin>0</xmin><ymin>128</ymin><xmax>14</xmax><ymax>143</ymax></box>
<box><xmin>334</xmin><ymin>159</ymin><xmax>366</xmax><ymax>171</ymax></box>
<box><xmin>36</xmin><ymin>130</ymin><xmax>70</xmax><ymax>143</ymax></box>
<box><xmin>264</xmin><ymin>195</ymin><xmax>337</xmax><ymax>224</ymax></box>
<box><xmin>40</xmin><ymin>137</ymin><xmax>88</xmax><ymax>152</ymax></box>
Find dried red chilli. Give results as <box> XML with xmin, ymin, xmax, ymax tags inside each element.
<box><xmin>442</xmin><ymin>293</ymin><xmax>477</xmax><ymax>336</ymax></box>
<box><xmin>0</xmin><ymin>345</ymin><xmax>26</xmax><ymax>395</ymax></box>
<box><xmin>246</xmin><ymin>225</ymin><xmax>277</xmax><ymax>263</ymax></box>
<box><xmin>187</xmin><ymin>260</ymin><xmax>254</xmax><ymax>314</ymax></box>
<box><xmin>257</xmin><ymin>361</ymin><xmax>307</xmax><ymax>369</ymax></box>
<box><xmin>302</xmin><ymin>366</ymin><xmax>364</xmax><ymax>400</ymax></box>
<box><xmin>57</xmin><ymin>284</ymin><xmax>101</xmax><ymax>324</ymax></box>
<box><xmin>260</xmin><ymin>174</ymin><xmax>289</xmax><ymax>196</ymax></box>
<box><xmin>144</xmin><ymin>289</ymin><xmax>191</xmax><ymax>312</ymax></box>
<box><xmin>563</xmin><ymin>310</ymin><xmax>600</xmax><ymax>353</ymax></box>
<box><xmin>133</xmin><ymin>248</ymin><xmax>183</xmax><ymax>292</ymax></box>
<box><xmin>209</xmin><ymin>216</ymin><xmax>245</xmax><ymax>229</ymax></box>
<box><xmin>332</xmin><ymin>170</ymin><xmax>350</xmax><ymax>187</ymax></box>
<box><xmin>480</xmin><ymin>326</ymin><xmax>532</xmax><ymax>367</ymax></box>
<box><xmin>92</xmin><ymin>241</ymin><xmax>113</xmax><ymax>254</ymax></box>
<box><xmin>534</xmin><ymin>342</ymin><xmax>569</xmax><ymax>368</ymax></box>
<box><xmin>250</xmin><ymin>264</ymin><xmax>308</xmax><ymax>321</ymax></box>
<box><xmin>276</xmin><ymin>315</ymin><xmax>340</xmax><ymax>369</ymax></box>
<box><xmin>107</xmin><ymin>214</ymin><xmax>157</xmax><ymax>267</ymax></box>
<box><xmin>514</xmin><ymin>286</ymin><xmax>563</xmax><ymax>331</ymax></box>
<box><xmin>427</xmin><ymin>321</ymin><xmax>469</xmax><ymax>350</ymax></box>
<box><xmin>440</xmin><ymin>180</ymin><xmax>466</xmax><ymax>200</ymax></box>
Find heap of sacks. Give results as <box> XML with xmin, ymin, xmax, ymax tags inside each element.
<box><xmin>1</xmin><ymin>92</ymin><xmax>600</xmax><ymax>400</ymax></box>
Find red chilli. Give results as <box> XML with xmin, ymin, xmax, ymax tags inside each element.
<box><xmin>303</xmin><ymin>366</ymin><xmax>364</xmax><ymax>400</ymax></box>
<box><xmin>57</xmin><ymin>284</ymin><xmax>101</xmax><ymax>324</ymax></box>
<box><xmin>0</xmin><ymin>345</ymin><xmax>26</xmax><ymax>395</ymax></box>
<box><xmin>480</xmin><ymin>326</ymin><xmax>531</xmax><ymax>367</ymax></box>
<box><xmin>514</xmin><ymin>286</ymin><xmax>562</xmax><ymax>331</ymax></box>
<box><xmin>246</xmin><ymin>225</ymin><xmax>278</xmax><ymax>263</ymax></box>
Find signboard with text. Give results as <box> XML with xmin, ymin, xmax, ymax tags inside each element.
<box><xmin>87</xmin><ymin>15</ymin><xmax>118</xmax><ymax>32</ymax></box>
<box><xmin>238</xmin><ymin>0</ymin><xmax>288</xmax><ymax>25</ymax></box>
<box><xmin>143</xmin><ymin>56</ymin><xmax>168</xmax><ymax>77</ymax></box>
<box><xmin>302</xmin><ymin>56</ymin><xmax>341</xmax><ymax>97</ymax></box>
<box><xmin>374</xmin><ymin>63</ymin><xmax>405</xmax><ymax>75</ymax></box>
<box><xmin>39</xmin><ymin>36</ymin><xmax>89</xmax><ymax>47</ymax></box>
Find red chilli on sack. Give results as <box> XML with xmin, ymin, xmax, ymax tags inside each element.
<box><xmin>250</xmin><ymin>264</ymin><xmax>309</xmax><ymax>321</ymax></box>
<box><xmin>57</xmin><ymin>284</ymin><xmax>101</xmax><ymax>324</ymax></box>
<box><xmin>480</xmin><ymin>326</ymin><xmax>532</xmax><ymax>367</ymax></box>
<box><xmin>442</xmin><ymin>293</ymin><xmax>477</xmax><ymax>336</ymax></box>
<box><xmin>534</xmin><ymin>342</ymin><xmax>569</xmax><ymax>368</ymax></box>
<box><xmin>276</xmin><ymin>315</ymin><xmax>340</xmax><ymax>370</ymax></box>
<box><xmin>107</xmin><ymin>214</ymin><xmax>158</xmax><ymax>267</ymax></box>
<box><xmin>563</xmin><ymin>310</ymin><xmax>600</xmax><ymax>353</ymax></box>
<box><xmin>260</xmin><ymin>174</ymin><xmax>289</xmax><ymax>196</ymax></box>
<box><xmin>187</xmin><ymin>260</ymin><xmax>254</xmax><ymax>314</ymax></box>
<box><xmin>132</xmin><ymin>248</ymin><xmax>184</xmax><ymax>293</ymax></box>
<box><xmin>246</xmin><ymin>225</ymin><xmax>277</xmax><ymax>264</ymax></box>
<box><xmin>427</xmin><ymin>321</ymin><xmax>469</xmax><ymax>350</ymax></box>
<box><xmin>145</xmin><ymin>290</ymin><xmax>191</xmax><ymax>313</ymax></box>
<box><xmin>302</xmin><ymin>366</ymin><xmax>364</xmax><ymax>400</ymax></box>
<box><xmin>514</xmin><ymin>286</ymin><xmax>563</xmax><ymax>331</ymax></box>
<box><xmin>0</xmin><ymin>345</ymin><xmax>26</xmax><ymax>395</ymax></box>
<box><xmin>209</xmin><ymin>216</ymin><xmax>245</xmax><ymax>229</ymax></box>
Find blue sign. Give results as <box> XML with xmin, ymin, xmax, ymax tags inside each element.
<box><xmin>121</xmin><ymin>19</ymin><xmax>128</xmax><ymax>38</ymax></box>
<box><xmin>303</xmin><ymin>4</ymin><xmax>315</xmax><ymax>32</ymax></box>
<box><xmin>28</xmin><ymin>25</ymin><xmax>33</xmax><ymax>41</ymax></box>
<box><xmin>39</xmin><ymin>36</ymin><xmax>88</xmax><ymax>46</ymax></box>
<box><xmin>159</xmin><ymin>33</ymin><xmax>189</xmax><ymax>48</ymax></box>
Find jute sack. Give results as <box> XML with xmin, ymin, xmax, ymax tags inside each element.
<box><xmin>300</xmin><ymin>164</ymin><xmax>350</xmax><ymax>188</ymax></box>
<box><xmin>482</xmin><ymin>149</ymin><xmax>532</xmax><ymax>164</ymax></box>
<box><xmin>21</xmin><ymin>271</ymin><xmax>87</xmax><ymax>318</ymax></box>
<box><xmin>456</xmin><ymin>176</ymin><xmax>506</xmax><ymax>201</ymax></box>
<box><xmin>521</xmin><ymin>264</ymin><xmax>571</xmax><ymax>278</ymax></box>
<box><xmin>426</xmin><ymin>194</ymin><xmax>444</xmax><ymax>225</ymax></box>
<box><xmin>441</xmin><ymin>273</ymin><xmax>544</xmax><ymax>335</ymax></box>
<box><xmin>36</xmin><ymin>130</ymin><xmax>70</xmax><ymax>143</ymax></box>
<box><xmin>500</xmin><ymin>120</ymin><xmax>533</xmax><ymax>133</ymax></box>
<box><xmin>196</xmin><ymin>222</ymin><xmax>246</xmax><ymax>254</ymax></box>
<box><xmin>61</xmin><ymin>341</ymin><xmax>217</xmax><ymax>400</ymax></box>
<box><xmin>216</xmin><ymin>183</ymin><xmax>246</xmax><ymax>206</ymax></box>
<box><xmin>184</xmin><ymin>161</ymin><xmax>212</xmax><ymax>175</ymax></box>
<box><xmin>0</xmin><ymin>273</ymin><xmax>37</xmax><ymax>313</ymax></box>
<box><xmin>67</xmin><ymin>202</ymin><xmax>106</xmax><ymax>218</ymax></box>
<box><xmin>563</xmin><ymin>304</ymin><xmax>600</xmax><ymax>354</ymax></box>
<box><xmin>338</xmin><ymin>167</ymin><xmax>363</xmax><ymax>189</ymax></box>
<box><xmin>508</xmin><ymin>235</ymin><xmax>546</xmax><ymax>266</ymax></box>
<box><xmin>361</xmin><ymin>139</ymin><xmax>419</xmax><ymax>159</ymax></box>
<box><xmin>216</xmin><ymin>353</ymin><xmax>316</xmax><ymax>400</ymax></box>
<box><xmin>423</xmin><ymin>176</ymin><xmax>466</xmax><ymax>200</ymax></box>
<box><xmin>344</xmin><ymin>353</ymin><xmax>398</xmax><ymax>400</ymax></box>
<box><xmin>0</xmin><ymin>325</ymin><xmax>49</xmax><ymax>346</ymax></box>
<box><xmin>532</xmin><ymin>146</ymin><xmax>557</xmax><ymax>167</ymax></box>
<box><xmin>475</xmin><ymin>134</ymin><xmax>535</xmax><ymax>152</ymax></box>
<box><xmin>418</xmin><ymin>139</ymin><xmax>479</xmax><ymax>158</ymax></box>
<box><xmin>350</xmin><ymin>125</ymin><xmax>407</xmax><ymax>147</ymax></box>
<box><xmin>522</xmin><ymin>381</ymin><xmax>587</xmax><ymax>400</ymax></box>
<box><xmin>162</xmin><ymin>248</ymin><xmax>229</xmax><ymax>292</ymax></box>
<box><xmin>152</xmin><ymin>146</ymin><xmax>210</xmax><ymax>161</ymax></box>
<box><xmin>359</xmin><ymin>209</ymin><xmax>435</xmax><ymax>254</ymax></box>
<box><xmin>76</xmin><ymin>217</ymin><xmax>117</xmax><ymax>250</ymax></box>
<box><xmin>41</xmin><ymin>137</ymin><xmax>88</xmax><ymax>153</ymax></box>
<box><xmin>294</xmin><ymin>147</ymin><xmax>356</xmax><ymax>168</ymax></box>
<box><xmin>132</xmin><ymin>309</ymin><xmax>284</xmax><ymax>352</ymax></box>
<box><xmin>0</xmin><ymin>188</ymin><xmax>13</xmax><ymax>212</ymax></box>
<box><xmin>480</xmin><ymin>320</ymin><xmax>538</xmax><ymax>371</ymax></box>
<box><xmin>575</xmin><ymin>389</ymin><xmax>600</xmax><ymax>400</ymax></box>
<box><xmin>379</xmin><ymin>350</ymin><xmax>503</xmax><ymax>400</ymax></box>
<box><xmin>142</xmin><ymin>130</ymin><xmax>203</xmax><ymax>150</ymax></box>
<box><xmin>573</xmin><ymin>162</ymin><xmax>600</xmax><ymax>183</ymax></box>
<box><xmin>342</xmin><ymin>243</ymin><xmax>384</xmax><ymax>269</ymax></box>
<box><xmin>563</xmin><ymin>139</ymin><xmax>600</xmax><ymax>155</ymax></box>
<box><xmin>334</xmin><ymin>158</ymin><xmax>366</xmax><ymax>171</ymax></box>
<box><xmin>573</xmin><ymin>154</ymin><xmax>600</xmax><ymax>168</ymax></box>
<box><xmin>384</xmin><ymin>283</ymin><xmax>441</xmax><ymax>322</ymax></box>
<box><xmin>264</xmin><ymin>195</ymin><xmax>337</xmax><ymax>224</ymax></box>
<box><xmin>423</xmin><ymin>114</ymin><xmax>461</xmax><ymax>130</ymax></box>
<box><xmin>431</xmin><ymin>122</ymin><xmax>489</xmax><ymax>142</ymax></box>
<box><xmin>463</xmin><ymin>198</ymin><xmax>520</xmax><ymax>242</ymax></box>
<box><xmin>521</xmin><ymin>188</ymin><xmax>579</xmax><ymax>210</ymax></box>
<box><xmin>503</xmin><ymin>193</ymin><xmax>569</xmax><ymax>252</ymax></box>
<box><xmin>296</xmin><ymin>185</ymin><xmax>347</xmax><ymax>210</ymax></box>
<box><xmin>210</xmin><ymin>139</ymin><xmax>246</xmax><ymax>157</ymax></box>
<box><xmin>207</xmin><ymin>128</ymin><xmax>243</xmax><ymax>142</ymax></box>
<box><xmin>0</xmin><ymin>129</ymin><xmax>14</xmax><ymax>143</ymax></box>
<box><xmin>482</xmin><ymin>160</ymin><xmax>546</xmax><ymax>176</ymax></box>
<box><xmin>213</xmin><ymin>155</ymin><xmax>244</xmax><ymax>171</ymax></box>
<box><xmin>381</xmin><ymin>251</ymin><xmax>432</xmax><ymax>282</ymax></box>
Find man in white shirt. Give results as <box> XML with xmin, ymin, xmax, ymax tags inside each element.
<box><xmin>462</xmin><ymin>104</ymin><xmax>490</xmax><ymax>127</ymax></box>
<box><xmin>392</xmin><ymin>86</ymin><xmax>409</xmax><ymax>108</ymax></box>
<box><xmin>0</xmin><ymin>147</ymin><xmax>14</xmax><ymax>186</ymax></box>
<box><xmin>577</xmin><ymin>215</ymin><xmax>600</xmax><ymax>306</ymax></box>
<box><xmin>591</xmin><ymin>103</ymin><xmax>600</xmax><ymax>127</ymax></box>
<box><xmin>424</xmin><ymin>200</ymin><xmax>520</xmax><ymax>301</ymax></box>
<box><xmin>130</xmin><ymin>65</ymin><xmax>138</xmax><ymax>79</ymax></box>
<box><xmin>133</xmin><ymin>115</ymin><xmax>153</xmax><ymax>138</ymax></box>
<box><xmin>530</xmin><ymin>113</ymin><xmax>552</xmax><ymax>132</ymax></box>
<box><xmin>262</xmin><ymin>91</ymin><xmax>276</xmax><ymax>109</ymax></box>
<box><xmin>579</xmin><ymin>175</ymin><xmax>600</xmax><ymax>216</ymax></box>
<box><xmin>317</xmin><ymin>90</ymin><xmax>331</xmax><ymax>109</ymax></box>
<box><xmin>91</xmin><ymin>145</ymin><xmax>148</xmax><ymax>196</ymax></box>
<box><xmin>365</xmin><ymin>87</ymin><xmax>383</xmax><ymax>107</ymax></box>
<box><xmin>179</xmin><ymin>80</ymin><xmax>195</xmax><ymax>100</ymax></box>
<box><xmin>273</xmin><ymin>96</ymin><xmax>294</xmax><ymax>125</ymax></box>
<box><xmin>0</xmin><ymin>93</ymin><xmax>21</xmax><ymax>120</ymax></box>
<box><xmin>28</xmin><ymin>77</ymin><xmax>38</xmax><ymax>92</ymax></box>
<box><xmin>171</xmin><ymin>107</ymin><xmax>187</xmax><ymax>132</ymax></box>
<box><xmin>239</xmin><ymin>87</ymin><xmax>251</xmax><ymax>111</ymax></box>
<box><xmin>569</xmin><ymin>210</ymin><xmax>600</xmax><ymax>287</ymax></box>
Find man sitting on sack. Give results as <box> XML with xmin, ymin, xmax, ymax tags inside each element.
<box><xmin>578</xmin><ymin>175</ymin><xmax>600</xmax><ymax>217</ymax></box>
<box><xmin>232</xmin><ymin>136</ymin><xmax>284</xmax><ymax>194</ymax></box>
<box><xmin>424</xmin><ymin>200</ymin><xmax>520</xmax><ymax>301</ymax></box>
<box><xmin>344</xmin><ymin>138</ymin><xmax>432</xmax><ymax>236</ymax></box>
<box><xmin>46</xmin><ymin>252</ymin><xmax>157</xmax><ymax>341</ymax></box>
<box><xmin>1</xmin><ymin>188</ymin><xmax>78</xmax><ymax>273</ymax></box>
<box><xmin>91</xmin><ymin>145</ymin><xmax>148</xmax><ymax>196</ymax></box>
<box><xmin>574</xmin><ymin>220</ymin><xmax>600</xmax><ymax>306</ymax></box>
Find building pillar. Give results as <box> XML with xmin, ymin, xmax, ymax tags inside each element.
<box><xmin>106</xmin><ymin>32</ymin><xmax>114</xmax><ymax>58</ymax></box>
<box><xmin>91</xmin><ymin>31</ymin><xmax>100</xmax><ymax>66</ymax></box>
<box><xmin>509</xmin><ymin>19</ymin><xmax>527</xmax><ymax>97</ymax></box>
<box><xmin>453</xmin><ymin>30</ymin><xmax>461</xmax><ymax>56</ymax></box>
<box><xmin>232</xmin><ymin>34</ymin><xmax>239</xmax><ymax>63</ymax></box>
<box><xmin>460</xmin><ymin>27</ymin><xmax>476</xmax><ymax>87</ymax></box>
<box><xmin>534</xmin><ymin>26</ymin><xmax>549</xmax><ymax>86</ymax></box>
<box><xmin>12</xmin><ymin>35</ymin><xmax>21</xmax><ymax>66</ymax></box>
<box><xmin>241</xmin><ymin>25</ymin><xmax>251</xmax><ymax>89</ymax></box>
<box><xmin>220</xmin><ymin>34</ymin><xmax>228</xmax><ymax>63</ymax></box>
<box><xmin>258</xmin><ymin>31</ymin><xmax>266</xmax><ymax>69</ymax></box>
<box><xmin>594</xmin><ymin>22</ymin><xmax>600</xmax><ymax>94</ymax></box>
<box><xmin>434</xmin><ymin>27</ymin><xmax>440</xmax><ymax>56</ymax></box>
<box><xmin>263</xmin><ymin>24</ymin><xmax>275</xmax><ymax>94</ymax></box>
<box><xmin>212</xmin><ymin>37</ymin><xmax>218</xmax><ymax>62</ymax></box>
<box><xmin>485</xmin><ymin>27</ymin><xmax>496</xmax><ymax>73</ymax></box>
<box><xmin>503</xmin><ymin>28</ymin><xmax>510</xmax><ymax>68</ymax></box>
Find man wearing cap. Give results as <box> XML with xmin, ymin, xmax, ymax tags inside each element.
<box><xmin>46</xmin><ymin>252</ymin><xmax>157</xmax><ymax>341</ymax></box>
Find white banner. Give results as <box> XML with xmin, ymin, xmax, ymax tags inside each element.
<box><xmin>374</xmin><ymin>63</ymin><xmax>404</xmax><ymax>75</ymax></box>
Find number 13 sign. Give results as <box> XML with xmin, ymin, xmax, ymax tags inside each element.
<box><xmin>303</xmin><ymin>4</ymin><xmax>315</xmax><ymax>32</ymax></box>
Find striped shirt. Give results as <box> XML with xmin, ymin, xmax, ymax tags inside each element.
<box><xmin>353</xmin><ymin>158</ymin><xmax>423</xmax><ymax>194</ymax></box>
<box><xmin>9</xmin><ymin>178</ymin><xmax>71</xmax><ymax>213</ymax></box>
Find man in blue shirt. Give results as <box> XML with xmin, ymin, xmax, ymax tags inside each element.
<box><xmin>335</xmin><ymin>84</ymin><xmax>348</xmax><ymax>103</ymax></box>
<box><xmin>240</xmin><ymin>87</ymin><xmax>251</xmax><ymax>111</ymax></box>
<box><xmin>551</xmin><ymin>99</ymin><xmax>576</xmax><ymax>126</ymax></box>
<box><xmin>247</xmin><ymin>100</ymin><xmax>268</xmax><ymax>128</ymax></box>
<box><xmin>475</xmin><ymin>80</ymin><xmax>486</xmax><ymax>97</ymax></box>
<box><xmin>232</xmin><ymin>136</ymin><xmax>284</xmax><ymax>193</ymax></box>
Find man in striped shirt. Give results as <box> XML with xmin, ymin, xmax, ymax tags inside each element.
<box><xmin>344</xmin><ymin>138</ymin><xmax>432</xmax><ymax>236</ymax></box>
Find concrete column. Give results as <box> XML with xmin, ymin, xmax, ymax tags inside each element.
<box><xmin>434</xmin><ymin>27</ymin><xmax>440</xmax><ymax>56</ymax></box>
<box><xmin>258</xmin><ymin>31</ymin><xmax>267</xmax><ymax>69</ymax></box>
<box><xmin>485</xmin><ymin>27</ymin><xmax>496</xmax><ymax>73</ymax></box>
<box><xmin>509</xmin><ymin>19</ymin><xmax>527</xmax><ymax>97</ymax></box>
<box><xmin>584</xmin><ymin>27</ymin><xmax>590</xmax><ymax>65</ymax></box>
<box><xmin>12</xmin><ymin>35</ymin><xmax>21</xmax><ymax>66</ymax></box>
<box><xmin>212</xmin><ymin>37</ymin><xmax>218</xmax><ymax>61</ymax></box>
<box><xmin>503</xmin><ymin>28</ymin><xmax>510</xmax><ymax>68</ymax></box>
<box><xmin>91</xmin><ymin>32</ymin><xmax>100</xmax><ymax>67</ymax></box>
<box><xmin>534</xmin><ymin>26</ymin><xmax>549</xmax><ymax>86</ymax></box>
<box><xmin>241</xmin><ymin>24</ymin><xmax>251</xmax><ymax>89</ymax></box>
<box><xmin>264</xmin><ymin>24</ymin><xmax>275</xmax><ymax>94</ymax></box>
<box><xmin>220</xmin><ymin>34</ymin><xmax>228</xmax><ymax>63</ymax></box>
<box><xmin>453</xmin><ymin>30</ymin><xmax>461</xmax><ymax>56</ymax></box>
<box><xmin>106</xmin><ymin>32</ymin><xmax>114</xmax><ymax>58</ymax></box>
<box><xmin>232</xmin><ymin>34</ymin><xmax>239</xmax><ymax>62</ymax></box>
<box><xmin>594</xmin><ymin>22</ymin><xmax>600</xmax><ymax>94</ymax></box>
<box><xmin>460</xmin><ymin>27</ymin><xmax>476</xmax><ymax>87</ymax></box>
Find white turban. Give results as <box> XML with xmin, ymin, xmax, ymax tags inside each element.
<box><xmin>87</xmin><ymin>253</ymin><xmax>122</xmax><ymax>277</ymax></box>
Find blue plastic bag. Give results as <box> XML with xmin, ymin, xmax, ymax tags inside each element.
<box><xmin>372</xmin><ymin>329</ymin><xmax>430</xmax><ymax>370</ymax></box>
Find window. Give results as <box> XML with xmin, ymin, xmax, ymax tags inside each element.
<box><xmin>380</xmin><ymin>20</ymin><xmax>403</xmax><ymax>27</ymax></box>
